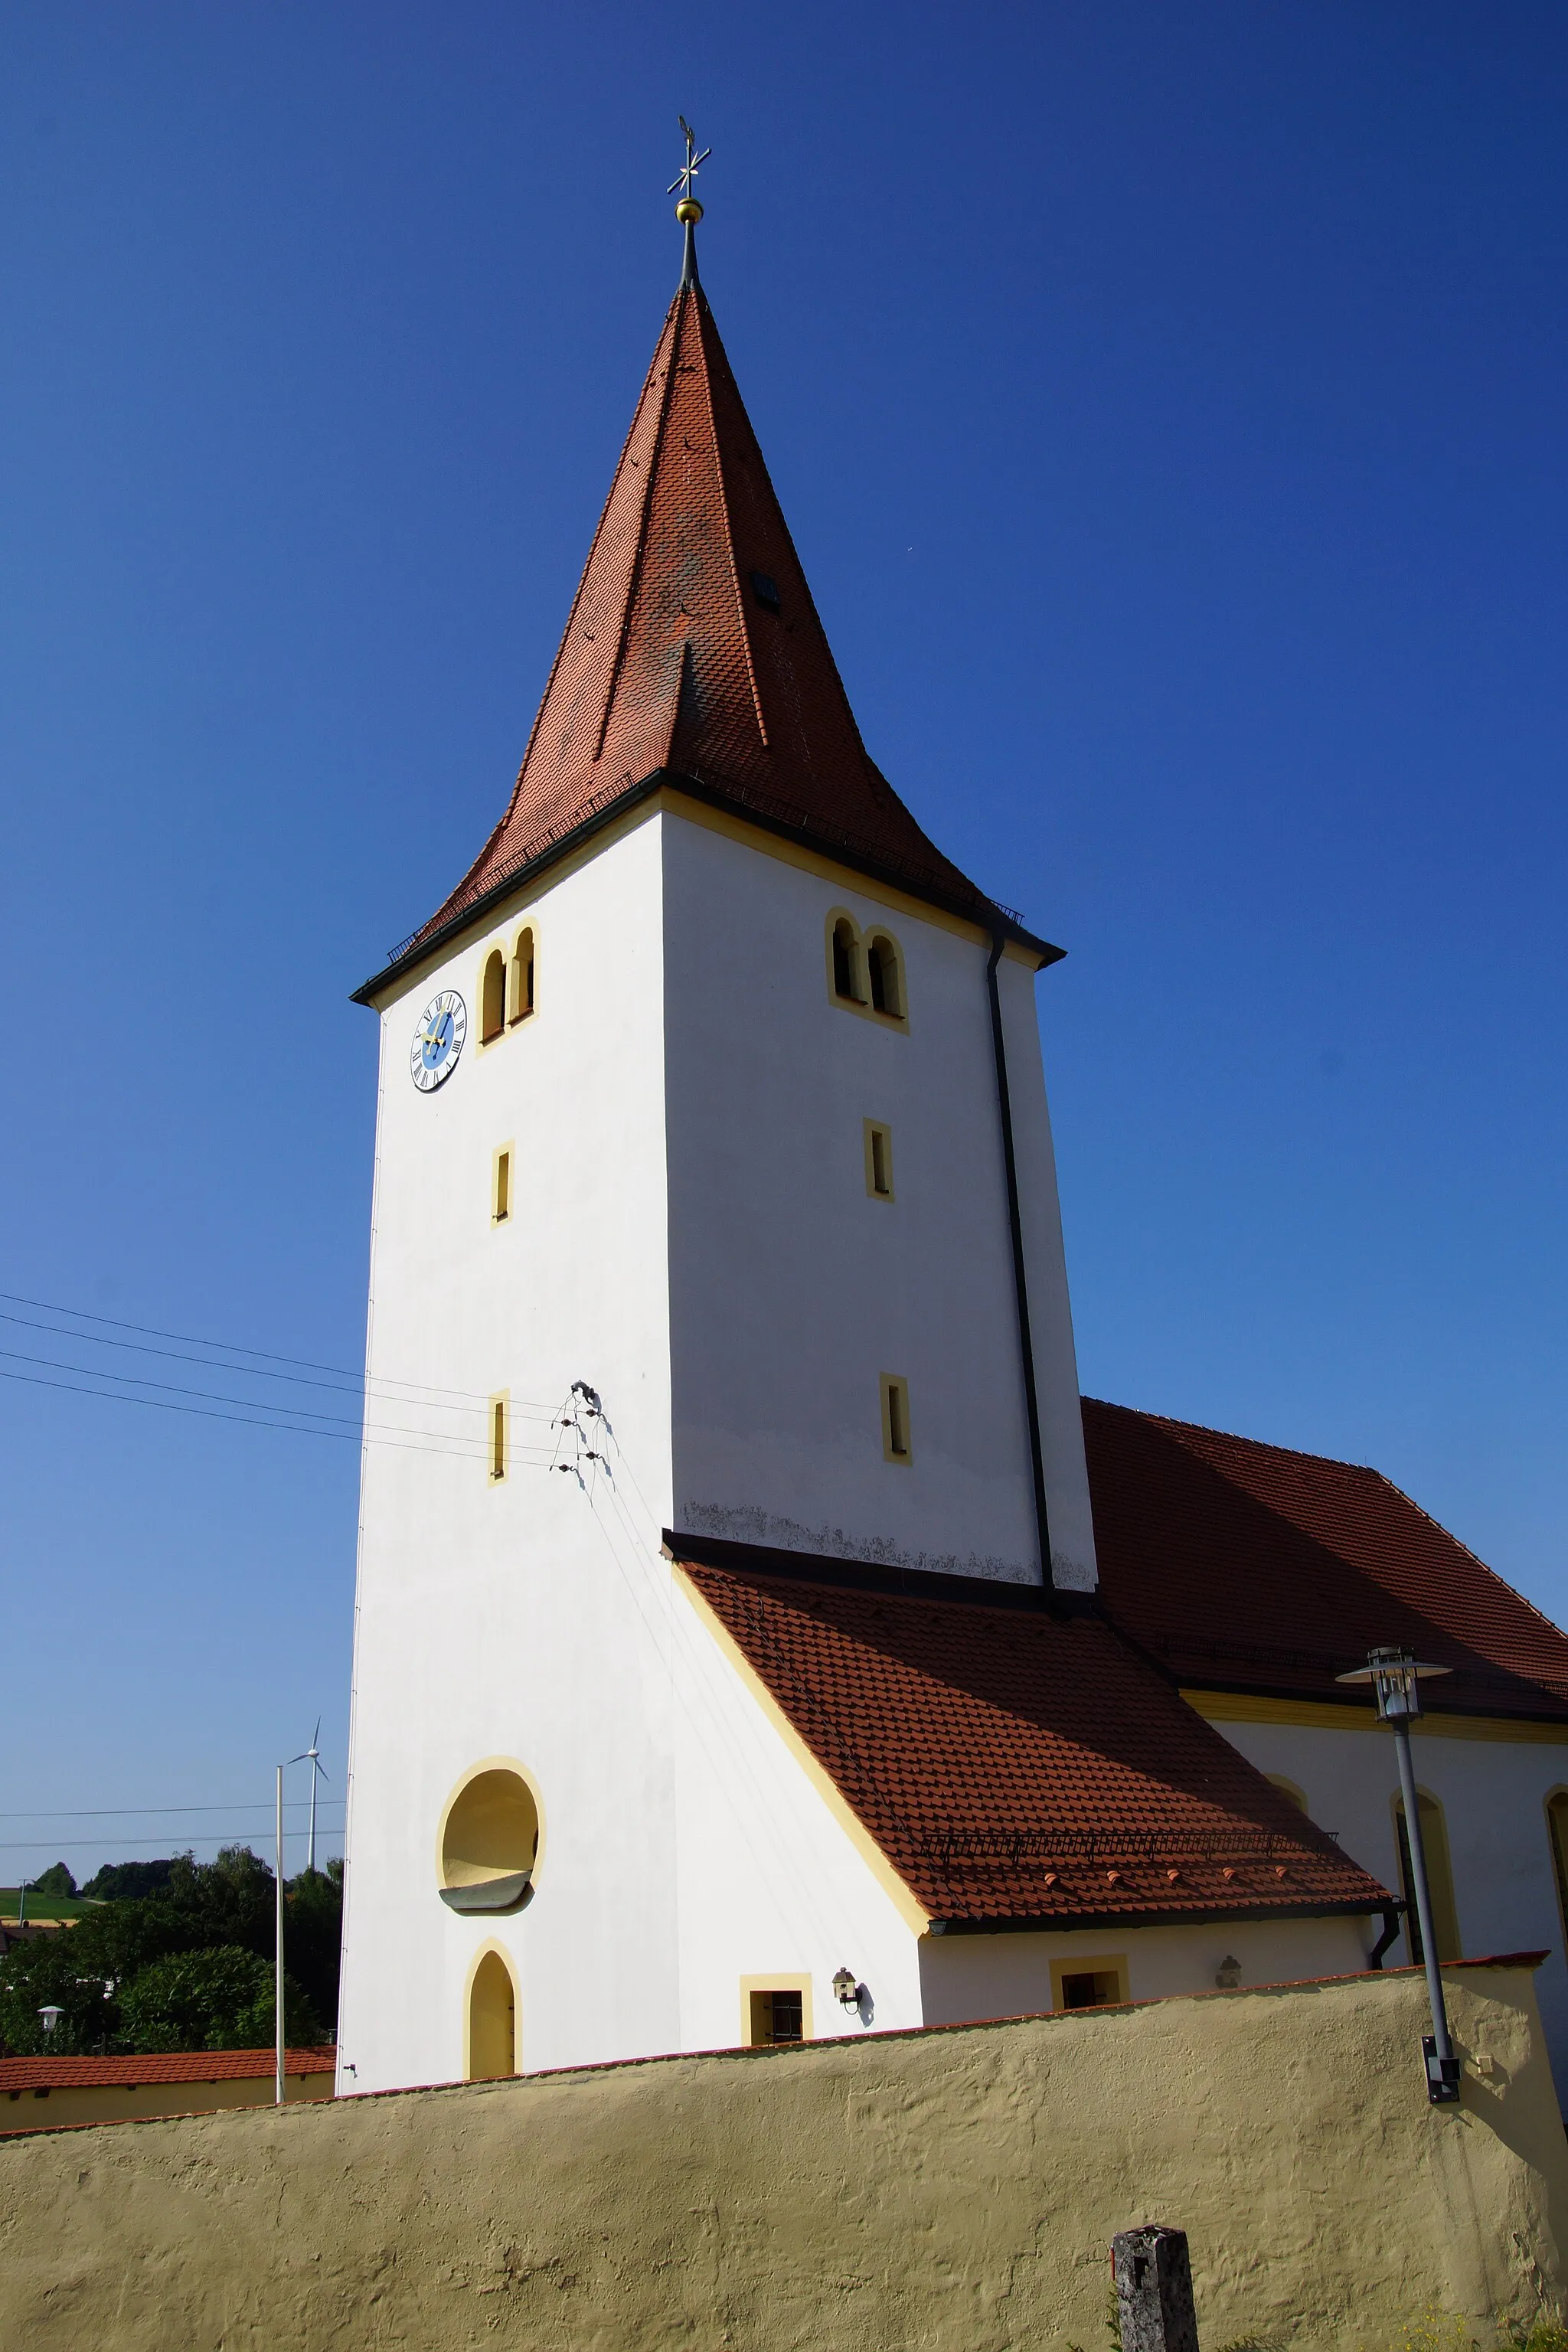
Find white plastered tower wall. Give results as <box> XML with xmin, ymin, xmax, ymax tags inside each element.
<box><xmin>338</xmin><ymin>810</ymin><xmax>686</xmax><ymax>2094</ymax></box>
<box><xmin>338</xmin><ymin>798</ymin><xmax>1109</xmax><ymax>2092</ymax></box>
<box><xmin>662</xmin><ymin>805</ymin><xmax>1098</xmax><ymax>1591</ymax></box>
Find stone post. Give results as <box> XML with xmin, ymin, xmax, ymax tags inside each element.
<box><xmin>1112</xmin><ymin>2225</ymin><xmax>1200</xmax><ymax>2352</ymax></box>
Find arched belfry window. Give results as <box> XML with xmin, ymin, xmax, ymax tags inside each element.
<box><xmin>865</xmin><ymin>933</ymin><xmax>903</xmax><ymax>1021</ymax></box>
<box><xmin>481</xmin><ymin>949</ymin><xmax>506</xmax><ymax>1043</ymax></box>
<box><xmin>831</xmin><ymin>916</ymin><xmax>861</xmax><ymax>1004</ymax></box>
<box><xmin>826</xmin><ymin>909</ymin><xmax>909</xmax><ymax>1027</ymax></box>
<box><xmin>511</xmin><ymin>926</ymin><xmax>535</xmax><ymax>1024</ymax></box>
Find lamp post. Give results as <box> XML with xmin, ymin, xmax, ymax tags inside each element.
<box><xmin>1336</xmin><ymin>1645</ymin><xmax>1459</xmax><ymax>2104</ymax></box>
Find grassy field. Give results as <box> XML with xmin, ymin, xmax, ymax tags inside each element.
<box><xmin>0</xmin><ymin>1890</ymin><xmax>103</xmax><ymax>1923</ymax></box>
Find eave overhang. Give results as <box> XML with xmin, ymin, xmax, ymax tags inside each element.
<box><xmin>351</xmin><ymin>766</ymin><xmax>1062</xmax><ymax>1009</ymax></box>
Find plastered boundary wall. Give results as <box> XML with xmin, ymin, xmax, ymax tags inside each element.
<box><xmin>2</xmin><ymin>1964</ymin><xmax>1565</xmax><ymax>2352</ymax></box>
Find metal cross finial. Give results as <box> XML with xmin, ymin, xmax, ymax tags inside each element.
<box><xmin>668</xmin><ymin>116</ymin><xmax>711</xmax><ymax>205</ymax></box>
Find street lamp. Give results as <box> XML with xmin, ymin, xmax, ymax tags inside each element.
<box><xmin>38</xmin><ymin>2004</ymin><xmax>63</xmax><ymax>2037</ymax></box>
<box><xmin>1336</xmin><ymin>1645</ymin><xmax>1459</xmax><ymax>2104</ymax></box>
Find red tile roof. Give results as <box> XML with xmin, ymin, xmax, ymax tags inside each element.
<box><xmin>1</xmin><ymin>2047</ymin><xmax>335</xmax><ymax>2092</ymax></box>
<box><xmin>679</xmin><ymin>1558</ymin><xmax>1390</xmax><ymax>1926</ymax></box>
<box><xmin>1083</xmin><ymin>1400</ymin><xmax>1568</xmax><ymax>1720</ymax></box>
<box><xmin>394</xmin><ymin>274</ymin><xmax>1016</xmax><ymax>974</ymax></box>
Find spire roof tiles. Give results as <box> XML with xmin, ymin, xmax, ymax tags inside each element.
<box><xmin>387</xmin><ymin>271</ymin><xmax>1014</xmax><ymax>980</ymax></box>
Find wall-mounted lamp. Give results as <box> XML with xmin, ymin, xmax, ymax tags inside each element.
<box><xmin>832</xmin><ymin>1966</ymin><xmax>860</xmax><ymax>2009</ymax></box>
<box><xmin>1214</xmin><ymin>1956</ymin><xmax>1241</xmax><ymax>1990</ymax></box>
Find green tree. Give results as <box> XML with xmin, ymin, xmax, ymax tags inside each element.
<box><xmin>0</xmin><ymin>1936</ymin><xmax>118</xmax><ymax>2056</ymax></box>
<box><xmin>30</xmin><ymin>1862</ymin><xmax>77</xmax><ymax>1900</ymax></box>
<box><xmin>80</xmin><ymin>1858</ymin><xmax>176</xmax><ymax>1902</ymax></box>
<box><xmin>283</xmin><ymin>1860</ymin><xmax>343</xmax><ymax>2032</ymax></box>
<box><xmin>116</xmin><ymin>1946</ymin><xmax>321</xmax><ymax>2053</ymax></box>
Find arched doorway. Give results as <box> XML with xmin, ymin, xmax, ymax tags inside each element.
<box><xmin>467</xmin><ymin>1949</ymin><xmax>517</xmax><ymax>2080</ymax></box>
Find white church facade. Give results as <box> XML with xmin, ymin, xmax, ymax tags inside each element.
<box><xmin>336</xmin><ymin>206</ymin><xmax>1568</xmax><ymax>2099</ymax></box>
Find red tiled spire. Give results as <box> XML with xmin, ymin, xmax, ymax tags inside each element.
<box><xmin>404</xmin><ymin>271</ymin><xmax>998</xmax><ymax>958</ymax></box>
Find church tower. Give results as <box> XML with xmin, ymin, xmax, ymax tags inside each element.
<box><xmin>335</xmin><ymin>176</ymin><xmax>1116</xmax><ymax>2094</ymax></box>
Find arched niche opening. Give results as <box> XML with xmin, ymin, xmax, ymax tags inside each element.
<box><xmin>439</xmin><ymin>1766</ymin><xmax>540</xmax><ymax>1913</ymax></box>
<box><xmin>467</xmin><ymin>1949</ymin><xmax>517</xmax><ymax>2080</ymax></box>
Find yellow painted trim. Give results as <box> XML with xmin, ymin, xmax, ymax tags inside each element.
<box><xmin>738</xmin><ymin>1974</ymin><xmax>815</xmax><ymax>2048</ymax></box>
<box><xmin>824</xmin><ymin>907</ymin><xmax>910</xmax><ymax>1031</ymax></box>
<box><xmin>488</xmin><ymin>1391</ymin><xmax>510</xmax><ymax>1481</ymax></box>
<box><xmin>674</xmin><ymin>1570</ymin><xmax>933</xmax><ymax>1936</ymax></box>
<box><xmin>369</xmin><ymin>786</ymin><xmax>1045</xmax><ymax>1016</ymax></box>
<box><xmin>462</xmin><ymin>1941</ymin><xmax>521</xmax><ymax>2080</ymax></box>
<box><xmin>435</xmin><ymin>1755</ymin><xmax>547</xmax><ymax>1899</ymax></box>
<box><xmin>492</xmin><ymin>1141</ymin><xmax>514</xmax><ymax>1227</ymax></box>
<box><xmin>1050</xmin><ymin>1954</ymin><xmax>1129</xmax><ymax>2012</ymax></box>
<box><xmin>668</xmin><ymin>792</ymin><xmax>1043</xmax><ymax>965</ymax></box>
<box><xmin>1183</xmin><ymin>1688</ymin><xmax>1568</xmax><ymax>1744</ymax></box>
<box><xmin>863</xmin><ymin>1118</ymin><xmax>894</xmax><ymax>1203</ymax></box>
<box><xmin>880</xmin><ymin>1374</ymin><xmax>913</xmax><ymax>1466</ymax></box>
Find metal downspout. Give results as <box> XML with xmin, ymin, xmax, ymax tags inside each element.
<box><xmin>986</xmin><ymin>933</ymin><xmax>1055</xmax><ymax>1594</ymax></box>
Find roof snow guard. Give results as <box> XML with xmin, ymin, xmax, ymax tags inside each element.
<box><xmin>359</xmin><ymin>267</ymin><xmax>1048</xmax><ymax>1002</ymax></box>
<box><xmin>677</xmin><ymin>1558</ymin><xmax>1391</xmax><ymax>1929</ymax></box>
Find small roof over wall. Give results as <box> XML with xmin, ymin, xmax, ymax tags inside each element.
<box><xmin>675</xmin><ymin>1547</ymin><xmax>1391</xmax><ymax>1929</ymax></box>
<box><xmin>1</xmin><ymin>2048</ymin><xmax>336</xmax><ymax>2092</ymax></box>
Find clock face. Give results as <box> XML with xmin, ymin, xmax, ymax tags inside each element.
<box><xmin>410</xmin><ymin>990</ymin><xmax>467</xmax><ymax>1093</ymax></box>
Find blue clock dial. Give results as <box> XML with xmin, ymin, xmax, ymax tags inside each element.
<box><xmin>410</xmin><ymin>989</ymin><xmax>468</xmax><ymax>1093</ymax></box>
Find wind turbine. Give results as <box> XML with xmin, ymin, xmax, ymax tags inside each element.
<box><xmin>302</xmin><ymin>1720</ymin><xmax>328</xmax><ymax>1875</ymax></box>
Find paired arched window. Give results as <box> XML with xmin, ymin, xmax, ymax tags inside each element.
<box><xmin>825</xmin><ymin>910</ymin><xmax>906</xmax><ymax>1027</ymax></box>
<box><xmin>1392</xmin><ymin>1787</ymin><xmax>1461</xmax><ymax>1964</ymax></box>
<box><xmin>478</xmin><ymin>923</ymin><xmax>539</xmax><ymax>1044</ymax></box>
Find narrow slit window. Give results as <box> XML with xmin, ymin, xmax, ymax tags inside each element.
<box><xmin>492</xmin><ymin>1145</ymin><xmax>512</xmax><ymax>1224</ymax></box>
<box><xmin>881</xmin><ymin>1374</ymin><xmax>911</xmax><ymax>1464</ymax></box>
<box><xmin>481</xmin><ymin>949</ymin><xmax>506</xmax><ymax>1043</ymax></box>
<box><xmin>864</xmin><ymin>1119</ymin><xmax>893</xmax><ymax>1200</ymax></box>
<box><xmin>831</xmin><ymin>918</ymin><xmax>860</xmax><ymax>1003</ymax></box>
<box><xmin>489</xmin><ymin>1393</ymin><xmax>508</xmax><ymax>1481</ymax></box>
<box><xmin>1547</xmin><ymin>1793</ymin><xmax>1568</xmax><ymax>1955</ymax></box>
<box><xmin>511</xmin><ymin>927</ymin><xmax>535</xmax><ymax>1024</ymax></box>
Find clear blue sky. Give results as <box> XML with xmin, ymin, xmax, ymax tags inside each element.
<box><xmin>2</xmin><ymin>5</ymin><xmax>1563</xmax><ymax>1888</ymax></box>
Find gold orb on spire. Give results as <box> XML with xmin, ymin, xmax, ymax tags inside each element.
<box><xmin>675</xmin><ymin>194</ymin><xmax>704</xmax><ymax>226</ymax></box>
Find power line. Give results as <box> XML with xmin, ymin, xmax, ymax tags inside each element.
<box><xmin>0</xmin><ymin>1366</ymin><xmax>564</xmax><ymax>1463</ymax></box>
<box><xmin>0</xmin><ymin>1802</ymin><xmax>345</xmax><ymax>1821</ymax></box>
<box><xmin>0</xmin><ymin>1289</ymin><xmax>557</xmax><ymax>1413</ymax></box>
